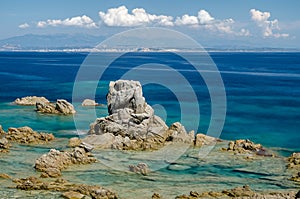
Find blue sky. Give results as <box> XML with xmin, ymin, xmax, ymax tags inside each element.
<box><xmin>1</xmin><ymin>0</ymin><xmax>300</xmax><ymax>48</ymax></box>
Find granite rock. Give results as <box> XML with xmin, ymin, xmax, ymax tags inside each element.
<box><xmin>86</xmin><ymin>80</ymin><xmax>194</xmax><ymax>151</ymax></box>
<box><xmin>14</xmin><ymin>96</ymin><xmax>49</xmax><ymax>106</ymax></box>
<box><xmin>36</xmin><ymin>99</ymin><xmax>76</xmax><ymax>115</ymax></box>
<box><xmin>35</xmin><ymin>147</ymin><xmax>96</xmax><ymax>178</ymax></box>
<box><xmin>82</xmin><ymin>99</ymin><xmax>99</xmax><ymax>106</ymax></box>
<box><xmin>6</xmin><ymin>126</ymin><xmax>55</xmax><ymax>144</ymax></box>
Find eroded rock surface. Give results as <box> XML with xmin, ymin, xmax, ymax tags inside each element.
<box><xmin>85</xmin><ymin>80</ymin><xmax>194</xmax><ymax>150</ymax></box>
<box><xmin>175</xmin><ymin>185</ymin><xmax>296</xmax><ymax>199</ymax></box>
<box><xmin>35</xmin><ymin>147</ymin><xmax>96</xmax><ymax>178</ymax></box>
<box><xmin>14</xmin><ymin>177</ymin><xmax>118</xmax><ymax>199</ymax></box>
<box><xmin>224</xmin><ymin>139</ymin><xmax>274</xmax><ymax>157</ymax></box>
<box><xmin>0</xmin><ymin>137</ymin><xmax>10</xmax><ymax>153</ymax></box>
<box><xmin>288</xmin><ymin>152</ymin><xmax>300</xmax><ymax>168</ymax></box>
<box><xmin>6</xmin><ymin>126</ymin><xmax>55</xmax><ymax>144</ymax></box>
<box><xmin>36</xmin><ymin>99</ymin><xmax>76</xmax><ymax>115</ymax></box>
<box><xmin>14</xmin><ymin>96</ymin><xmax>49</xmax><ymax>106</ymax></box>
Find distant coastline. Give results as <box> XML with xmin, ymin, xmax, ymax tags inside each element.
<box><xmin>1</xmin><ymin>47</ymin><xmax>300</xmax><ymax>53</ymax></box>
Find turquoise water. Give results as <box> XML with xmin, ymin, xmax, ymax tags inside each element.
<box><xmin>0</xmin><ymin>52</ymin><xmax>299</xmax><ymax>198</ymax></box>
<box><xmin>0</xmin><ymin>52</ymin><xmax>299</xmax><ymax>150</ymax></box>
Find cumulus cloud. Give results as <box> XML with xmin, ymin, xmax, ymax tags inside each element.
<box><xmin>250</xmin><ymin>9</ymin><xmax>288</xmax><ymax>38</ymax></box>
<box><xmin>37</xmin><ymin>15</ymin><xmax>97</xmax><ymax>28</ymax></box>
<box><xmin>99</xmin><ymin>6</ymin><xmax>174</xmax><ymax>27</ymax></box>
<box><xmin>175</xmin><ymin>14</ymin><xmax>198</xmax><ymax>26</ymax></box>
<box><xmin>18</xmin><ymin>23</ymin><xmax>29</xmax><ymax>29</ymax></box>
<box><xmin>198</xmin><ymin>10</ymin><xmax>214</xmax><ymax>24</ymax></box>
<box><xmin>175</xmin><ymin>9</ymin><xmax>249</xmax><ymax>36</ymax></box>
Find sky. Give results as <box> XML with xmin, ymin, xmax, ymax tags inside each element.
<box><xmin>1</xmin><ymin>0</ymin><xmax>300</xmax><ymax>48</ymax></box>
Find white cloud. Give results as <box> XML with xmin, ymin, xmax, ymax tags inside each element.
<box><xmin>99</xmin><ymin>6</ymin><xmax>173</xmax><ymax>27</ymax></box>
<box><xmin>175</xmin><ymin>14</ymin><xmax>198</xmax><ymax>26</ymax></box>
<box><xmin>37</xmin><ymin>15</ymin><xmax>97</xmax><ymax>28</ymax></box>
<box><xmin>18</xmin><ymin>23</ymin><xmax>29</xmax><ymax>29</ymax></box>
<box><xmin>250</xmin><ymin>9</ymin><xmax>288</xmax><ymax>38</ymax></box>
<box><xmin>175</xmin><ymin>10</ymin><xmax>249</xmax><ymax>36</ymax></box>
<box><xmin>198</xmin><ymin>10</ymin><xmax>214</xmax><ymax>24</ymax></box>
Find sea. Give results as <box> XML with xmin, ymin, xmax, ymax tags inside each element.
<box><xmin>0</xmin><ymin>51</ymin><xmax>299</xmax><ymax>198</ymax></box>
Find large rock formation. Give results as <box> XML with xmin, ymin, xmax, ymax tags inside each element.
<box><xmin>14</xmin><ymin>177</ymin><xmax>118</xmax><ymax>199</ymax></box>
<box><xmin>36</xmin><ymin>99</ymin><xmax>76</xmax><ymax>115</ymax></box>
<box><xmin>6</xmin><ymin>126</ymin><xmax>55</xmax><ymax>144</ymax></box>
<box><xmin>14</xmin><ymin>96</ymin><xmax>49</xmax><ymax>106</ymax></box>
<box><xmin>85</xmin><ymin>80</ymin><xmax>194</xmax><ymax>150</ymax></box>
<box><xmin>35</xmin><ymin>147</ymin><xmax>96</xmax><ymax>178</ymax></box>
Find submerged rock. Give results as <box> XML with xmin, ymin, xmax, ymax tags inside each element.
<box><xmin>85</xmin><ymin>80</ymin><xmax>194</xmax><ymax>150</ymax></box>
<box><xmin>176</xmin><ymin>185</ymin><xmax>296</xmax><ymax>199</ymax></box>
<box><xmin>129</xmin><ymin>162</ymin><xmax>150</xmax><ymax>175</ymax></box>
<box><xmin>35</xmin><ymin>147</ymin><xmax>96</xmax><ymax>178</ymax></box>
<box><xmin>0</xmin><ymin>173</ymin><xmax>11</xmax><ymax>179</ymax></box>
<box><xmin>81</xmin><ymin>99</ymin><xmax>99</xmax><ymax>106</ymax></box>
<box><xmin>5</xmin><ymin>126</ymin><xmax>54</xmax><ymax>144</ymax></box>
<box><xmin>224</xmin><ymin>139</ymin><xmax>274</xmax><ymax>157</ymax></box>
<box><xmin>62</xmin><ymin>191</ymin><xmax>85</xmax><ymax>199</ymax></box>
<box><xmin>36</xmin><ymin>99</ymin><xmax>76</xmax><ymax>115</ymax></box>
<box><xmin>14</xmin><ymin>96</ymin><xmax>49</xmax><ymax>106</ymax></box>
<box><xmin>14</xmin><ymin>177</ymin><xmax>118</xmax><ymax>199</ymax></box>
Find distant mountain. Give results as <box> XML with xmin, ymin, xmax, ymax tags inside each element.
<box><xmin>0</xmin><ymin>34</ymin><xmax>106</xmax><ymax>50</ymax></box>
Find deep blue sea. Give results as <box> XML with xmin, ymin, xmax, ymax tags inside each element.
<box><xmin>0</xmin><ymin>51</ymin><xmax>299</xmax><ymax>151</ymax></box>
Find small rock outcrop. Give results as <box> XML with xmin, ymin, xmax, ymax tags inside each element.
<box><xmin>224</xmin><ymin>139</ymin><xmax>274</xmax><ymax>157</ymax></box>
<box><xmin>194</xmin><ymin>133</ymin><xmax>220</xmax><ymax>147</ymax></box>
<box><xmin>14</xmin><ymin>96</ymin><xmax>49</xmax><ymax>106</ymax></box>
<box><xmin>291</xmin><ymin>172</ymin><xmax>300</xmax><ymax>182</ymax></box>
<box><xmin>35</xmin><ymin>147</ymin><xmax>96</xmax><ymax>178</ymax></box>
<box><xmin>14</xmin><ymin>177</ymin><xmax>118</xmax><ymax>199</ymax></box>
<box><xmin>0</xmin><ymin>125</ymin><xmax>5</xmax><ymax>135</ymax></box>
<box><xmin>152</xmin><ymin>193</ymin><xmax>162</xmax><ymax>199</ymax></box>
<box><xmin>36</xmin><ymin>99</ymin><xmax>76</xmax><ymax>115</ymax></box>
<box><xmin>129</xmin><ymin>163</ymin><xmax>150</xmax><ymax>175</ymax></box>
<box><xmin>6</xmin><ymin>126</ymin><xmax>55</xmax><ymax>144</ymax></box>
<box><xmin>288</xmin><ymin>152</ymin><xmax>300</xmax><ymax>168</ymax></box>
<box><xmin>81</xmin><ymin>99</ymin><xmax>99</xmax><ymax>106</ymax></box>
<box><xmin>0</xmin><ymin>137</ymin><xmax>10</xmax><ymax>153</ymax></box>
<box><xmin>85</xmin><ymin>80</ymin><xmax>194</xmax><ymax>150</ymax></box>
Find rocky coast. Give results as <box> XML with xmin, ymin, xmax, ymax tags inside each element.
<box><xmin>0</xmin><ymin>80</ymin><xmax>299</xmax><ymax>198</ymax></box>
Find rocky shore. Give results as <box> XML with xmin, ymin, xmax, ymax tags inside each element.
<box><xmin>1</xmin><ymin>80</ymin><xmax>299</xmax><ymax>198</ymax></box>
